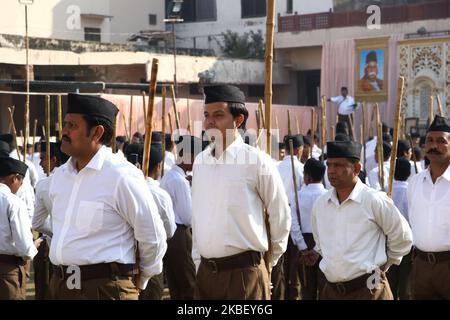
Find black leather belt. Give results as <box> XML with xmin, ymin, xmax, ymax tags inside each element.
<box><xmin>52</xmin><ymin>262</ymin><xmax>138</xmax><ymax>281</ymax></box>
<box><xmin>327</xmin><ymin>271</ymin><xmax>384</xmax><ymax>295</ymax></box>
<box><xmin>0</xmin><ymin>254</ymin><xmax>26</xmax><ymax>266</ymax></box>
<box><xmin>415</xmin><ymin>248</ymin><xmax>450</xmax><ymax>264</ymax></box>
<box><xmin>201</xmin><ymin>251</ymin><xmax>262</xmax><ymax>273</ymax></box>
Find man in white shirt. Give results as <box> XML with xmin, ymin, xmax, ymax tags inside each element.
<box><xmin>192</xmin><ymin>85</ymin><xmax>291</xmax><ymax>299</ymax></box>
<box><xmin>388</xmin><ymin>157</ymin><xmax>413</xmax><ymax>300</ymax></box>
<box><xmin>47</xmin><ymin>93</ymin><xmax>167</xmax><ymax>300</ymax></box>
<box><xmin>327</xmin><ymin>87</ymin><xmax>358</xmax><ymax>139</ymax></box>
<box><xmin>160</xmin><ymin>135</ymin><xmax>202</xmax><ymax>300</ymax></box>
<box><xmin>32</xmin><ymin>141</ymin><xmax>68</xmax><ymax>300</ymax></box>
<box><xmin>407</xmin><ymin>115</ymin><xmax>450</xmax><ymax>299</ymax></box>
<box><xmin>0</xmin><ymin>157</ymin><xmax>38</xmax><ymax>299</ymax></box>
<box><xmin>290</xmin><ymin>158</ymin><xmax>327</xmax><ymax>300</ymax></box>
<box><xmin>368</xmin><ymin>141</ymin><xmax>391</xmax><ymax>191</ymax></box>
<box><xmin>138</xmin><ymin>143</ymin><xmax>176</xmax><ymax>300</ymax></box>
<box><xmin>311</xmin><ymin>141</ymin><xmax>412</xmax><ymax>300</ymax></box>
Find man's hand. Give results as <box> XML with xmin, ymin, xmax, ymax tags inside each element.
<box><xmin>34</xmin><ymin>237</ymin><xmax>44</xmax><ymax>249</ymax></box>
<box><xmin>301</xmin><ymin>250</ymin><xmax>320</xmax><ymax>266</ymax></box>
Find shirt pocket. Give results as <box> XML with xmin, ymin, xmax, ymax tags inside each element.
<box><xmin>75</xmin><ymin>201</ymin><xmax>104</xmax><ymax>234</ymax></box>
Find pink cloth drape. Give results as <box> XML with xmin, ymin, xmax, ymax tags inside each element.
<box><xmin>101</xmin><ymin>94</ymin><xmax>315</xmax><ymax>142</ymax></box>
<box><xmin>320</xmin><ymin>34</ymin><xmax>404</xmax><ymax>142</ymax></box>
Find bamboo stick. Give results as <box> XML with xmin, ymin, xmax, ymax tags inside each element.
<box><xmin>57</xmin><ymin>95</ymin><xmax>63</xmax><ymax>141</ymax></box>
<box><xmin>142</xmin><ymin>58</ymin><xmax>159</xmax><ymax>179</ymax></box>
<box><xmin>375</xmin><ymin>103</ymin><xmax>384</xmax><ymax>191</ymax></box>
<box><xmin>408</xmin><ymin>134</ymin><xmax>419</xmax><ymax>174</ymax></box>
<box><xmin>429</xmin><ymin>95</ymin><xmax>434</xmax><ymax>126</ymax></box>
<box><xmin>387</xmin><ymin>77</ymin><xmax>405</xmax><ymax>198</ymax></box>
<box><xmin>31</xmin><ymin>119</ymin><xmax>37</xmax><ymax>163</ymax></box>
<box><xmin>186</xmin><ymin>97</ymin><xmax>192</xmax><ymax>135</ymax></box>
<box><xmin>263</xmin><ymin>0</ymin><xmax>276</xmax><ymax>279</ymax></box>
<box><xmin>7</xmin><ymin>106</ymin><xmax>15</xmax><ymax>133</ymax></box>
<box><xmin>142</xmin><ymin>91</ymin><xmax>147</xmax><ymax>132</ymax></box>
<box><xmin>161</xmin><ymin>86</ymin><xmax>167</xmax><ymax>177</ymax></box>
<box><xmin>436</xmin><ymin>94</ymin><xmax>444</xmax><ymax>117</ymax></box>
<box><xmin>295</xmin><ymin>115</ymin><xmax>300</xmax><ymax>134</ymax></box>
<box><xmin>361</xmin><ymin>102</ymin><xmax>367</xmax><ymax>172</ymax></box>
<box><xmin>168</xmin><ymin>112</ymin><xmax>174</xmax><ymax>135</ymax></box>
<box><xmin>129</xmin><ymin>95</ymin><xmax>134</xmax><ymax>140</ymax></box>
<box><xmin>24</xmin><ymin>88</ymin><xmax>30</xmax><ymax>163</ymax></box>
<box><xmin>122</xmin><ymin>113</ymin><xmax>129</xmax><ymax>142</ymax></box>
<box><xmin>111</xmin><ymin>115</ymin><xmax>117</xmax><ymax>153</ymax></box>
<box><xmin>330</xmin><ymin>126</ymin><xmax>335</xmax><ymax>141</ymax></box>
<box><xmin>310</xmin><ymin>108</ymin><xmax>315</xmax><ymax>158</ymax></box>
<box><xmin>7</xmin><ymin>107</ymin><xmax>21</xmax><ymax>161</ymax></box>
<box><xmin>41</xmin><ymin>125</ymin><xmax>46</xmax><ymax>140</ymax></box>
<box><xmin>258</xmin><ymin>99</ymin><xmax>266</xmax><ymax>129</ymax></box>
<box><xmin>45</xmin><ymin>95</ymin><xmax>51</xmax><ymax>177</ymax></box>
<box><xmin>170</xmin><ymin>85</ymin><xmax>181</xmax><ymax>130</ymax></box>
<box><xmin>19</xmin><ymin>130</ymin><xmax>25</xmax><ymax>155</ymax></box>
<box><xmin>320</xmin><ymin>96</ymin><xmax>327</xmax><ymax>161</ymax></box>
<box><xmin>275</xmin><ymin>115</ymin><xmax>279</xmax><ymax>130</ymax></box>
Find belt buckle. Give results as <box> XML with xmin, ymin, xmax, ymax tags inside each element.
<box><xmin>427</xmin><ymin>252</ymin><xmax>436</xmax><ymax>264</ymax></box>
<box><xmin>336</xmin><ymin>283</ymin><xmax>346</xmax><ymax>295</ymax></box>
<box><xmin>57</xmin><ymin>265</ymin><xmax>65</xmax><ymax>280</ymax></box>
<box><xmin>208</xmin><ymin>260</ymin><xmax>218</xmax><ymax>274</ymax></box>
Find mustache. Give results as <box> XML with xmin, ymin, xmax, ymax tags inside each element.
<box><xmin>62</xmin><ymin>135</ymin><xmax>71</xmax><ymax>143</ymax></box>
<box><xmin>426</xmin><ymin>149</ymin><xmax>442</xmax><ymax>155</ymax></box>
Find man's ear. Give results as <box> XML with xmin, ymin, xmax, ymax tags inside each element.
<box><xmin>354</xmin><ymin>162</ymin><xmax>362</xmax><ymax>174</ymax></box>
<box><xmin>91</xmin><ymin>125</ymin><xmax>105</xmax><ymax>143</ymax></box>
<box><xmin>234</xmin><ymin>114</ymin><xmax>245</xmax><ymax>129</ymax></box>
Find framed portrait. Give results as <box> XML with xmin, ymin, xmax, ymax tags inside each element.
<box><xmin>355</xmin><ymin>37</ymin><xmax>389</xmax><ymax>102</ymax></box>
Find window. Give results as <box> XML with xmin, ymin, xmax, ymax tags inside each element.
<box><xmin>169</xmin><ymin>0</ymin><xmax>217</xmax><ymax>22</ymax></box>
<box><xmin>286</xmin><ymin>0</ymin><xmax>293</xmax><ymax>14</ymax></box>
<box><xmin>84</xmin><ymin>27</ymin><xmax>101</xmax><ymax>42</ymax></box>
<box><xmin>241</xmin><ymin>0</ymin><xmax>266</xmax><ymax>18</ymax></box>
<box><xmin>149</xmin><ymin>14</ymin><xmax>157</xmax><ymax>25</ymax></box>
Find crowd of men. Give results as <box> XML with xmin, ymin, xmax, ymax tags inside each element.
<box><xmin>0</xmin><ymin>84</ymin><xmax>449</xmax><ymax>300</ymax></box>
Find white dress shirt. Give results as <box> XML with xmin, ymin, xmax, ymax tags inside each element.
<box><xmin>28</xmin><ymin>152</ymin><xmax>46</xmax><ymax>180</ymax></box>
<box><xmin>392</xmin><ymin>180</ymin><xmax>409</xmax><ymax>223</ymax></box>
<box><xmin>330</xmin><ymin>95</ymin><xmax>356</xmax><ymax>115</ymax></box>
<box><xmin>164</xmin><ymin>151</ymin><xmax>176</xmax><ymax>173</ymax></box>
<box><xmin>147</xmin><ymin>177</ymin><xmax>177</xmax><ymax>239</ymax></box>
<box><xmin>368</xmin><ymin>161</ymin><xmax>390</xmax><ymax>191</ymax></box>
<box><xmin>408</xmin><ymin>160</ymin><xmax>422</xmax><ymax>178</ymax></box>
<box><xmin>0</xmin><ymin>183</ymin><xmax>37</xmax><ymax>260</ymax></box>
<box><xmin>277</xmin><ymin>155</ymin><xmax>303</xmax><ymax>201</ymax></box>
<box><xmin>191</xmin><ymin>136</ymin><xmax>291</xmax><ymax>267</ymax></box>
<box><xmin>48</xmin><ymin>146</ymin><xmax>167</xmax><ymax>289</ymax></box>
<box><xmin>312</xmin><ymin>179</ymin><xmax>412</xmax><ymax>283</ymax></box>
<box><xmin>290</xmin><ymin>183</ymin><xmax>327</xmax><ymax>251</ymax></box>
<box><xmin>16</xmin><ymin>181</ymin><xmax>35</xmax><ymax>220</ymax></box>
<box><xmin>160</xmin><ymin>165</ymin><xmax>192</xmax><ymax>227</ymax></box>
<box><xmin>32</xmin><ymin>174</ymin><xmax>53</xmax><ymax>237</ymax></box>
<box><xmin>407</xmin><ymin>165</ymin><xmax>450</xmax><ymax>252</ymax></box>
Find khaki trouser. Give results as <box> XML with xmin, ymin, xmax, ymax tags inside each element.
<box><xmin>387</xmin><ymin>250</ymin><xmax>413</xmax><ymax>300</ymax></box>
<box><xmin>49</xmin><ymin>275</ymin><xmax>139</xmax><ymax>300</ymax></box>
<box><xmin>412</xmin><ymin>255</ymin><xmax>450</xmax><ymax>299</ymax></box>
<box><xmin>195</xmin><ymin>256</ymin><xmax>270</xmax><ymax>300</ymax></box>
<box><xmin>283</xmin><ymin>238</ymin><xmax>301</xmax><ymax>300</ymax></box>
<box><xmin>163</xmin><ymin>225</ymin><xmax>196</xmax><ymax>300</ymax></box>
<box><xmin>33</xmin><ymin>238</ymin><xmax>51</xmax><ymax>300</ymax></box>
<box><xmin>0</xmin><ymin>261</ymin><xmax>27</xmax><ymax>300</ymax></box>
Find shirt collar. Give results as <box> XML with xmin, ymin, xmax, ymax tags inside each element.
<box><xmin>0</xmin><ymin>183</ymin><xmax>11</xmax><ymax>194</ymax></box>
<box><xmin>424</xmin><ymin>164</ymin><xmax>450</xmax><ymax>183</ymax></box>
<box><xmin>328</xmin><ymin>179</ymin><xmax>364</xmax><ymax>206</ymax></box>
<box><xmin>207</xmin><ymin>135</ymin><xmax>244</xmax><ymax>161</ymax></box>
<box><xmin>67</xmin><ymin>146</ymin><xmax>109</xmax><ymax>173</ymax></box>
<box><xmin>393</xmin><ymin>180</ymin><xmax>408</xmax><ymax>187</ymax></box>
<box><xmin>305</xmin><ymin>183</ymin><xmax>325</xmax><ymax>191</ymax></box>
<box><xmin>282</xmin><ymin>155</ymin><xmax>299</xmax><ymax>161</ymax></box>
<box><xmin>172</xmin><ymin>164</ymin><xmax>186</xmax><ymax>177</ymax></box>
<box><xmin>147</xmin><ymin>177</ymin><xmax>160</xmax><ymax>186</ymax></box>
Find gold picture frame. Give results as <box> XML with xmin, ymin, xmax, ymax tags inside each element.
<box><xmin>355</xmin><ymin>37</ymin><xmax>389</xmax><ymax>102</ymax></box>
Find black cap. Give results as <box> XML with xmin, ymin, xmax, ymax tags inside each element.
<box><xmin>366</xmin><ymin>51</ymin><xmax>378</xmax><ymax>63</ymax></box>
<box><xmin>204</xmin><ymin>85</ymin><xmax>246</xmax><ymax>104</ymax></box>
<box><xmin>124</xmin><ymin>143</ymin><xmax>144</xmax><ymax>158</ymax></box>
<box><xmin>67</xmin><ymin>93</ymin><xmax>119</xmax><ymax>125</ymax></box>
<box><xmin>335</xmin><ymin>133</ymin><xmax>351</xmax><ymax>142</ymax></box>
<box><xmin>302</xmin><ymin>135</ymin><xmax>311</xmax><ymax>146</ymax></box>
<box><xmin>327</xmin><ymin>141</ymin><xmax>362</xmax><ymax>160</ymax></box>
<box><xmin>283</xmin><ymin>134</ymin><xmax>304</xmax><ymax>149</ymax></box>
<box><xmin>0</xmin><ymin>141</ymin><xmax>9</xmax><ymax>157</ymax></box>
<box><xmin>151</xmin><ymin>131</ymin><xmax>163</xmax><ymax>144</ymax></box>
<box><xmin>0</xmin><ymin>157</ymin><xmax>28</xmax><ymax>177</ymax></box>
<box><xmin>428</xmin><ymin>115</ymin><xmax>450</xmax><ymax>133</ymax></box>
